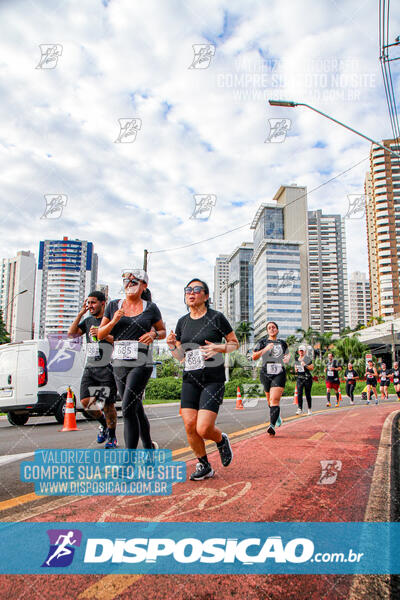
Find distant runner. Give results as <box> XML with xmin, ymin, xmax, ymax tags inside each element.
<box><xmin>325</xmin><ymin>353</ymin><xmax>342</xmax><ymax>407</ymax></box>
<box><xmin>344</xmin><ymin>362</ymin><xmax>359</xmax><ymax>405</ymax></box>
<box><xmin>294</xmin><ymin>345</ymin><xmax>314</xmax><ymax>415</ymax></box>
<box><xmin>365</xmin><ymin>359</ymin><xmax>378</xmax><ymax>405</ymax></box>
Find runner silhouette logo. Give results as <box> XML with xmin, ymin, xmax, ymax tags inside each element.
<box><xmin>42</xmin><ymin>529</ymin><xmax>82</xmax><ymax>568</ymax></box>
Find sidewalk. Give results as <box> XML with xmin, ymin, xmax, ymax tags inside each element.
<box><xmin>0</xmin><ymin>402</ymin><xmax>398</xmax><ymax>600</ymax></box>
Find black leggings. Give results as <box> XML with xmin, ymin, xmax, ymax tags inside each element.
<box><xmin>113</xmin><ymin>366</ymin><xmax>153</xmax><ymax>449</ymax></box>
<box><xmin>346</xmin><ymin>382</ymin><xmax>356</xmax><ymax>401</ymax></box>
<box><xmin>297</xmin><ymin>378</ymin><xmax>312</xmax><ymax>410</ymax></box>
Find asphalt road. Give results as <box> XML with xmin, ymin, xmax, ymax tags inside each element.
<box><xmin>0</xmin><ymin>394</ymin><xmax>397</xmax><ymax>502</ymax></box>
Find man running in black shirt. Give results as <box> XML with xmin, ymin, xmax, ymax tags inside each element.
<box><xmin>69</xmin><ymin>291</ymin><xmax>118</xmax><ymax>448</ymax></box>
<box><xmin>325</xmin><ymin>353</ymin><xmax>342</xmax><ymax>407</ymax></box>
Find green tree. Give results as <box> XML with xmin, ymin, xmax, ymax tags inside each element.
<box><xmin>0</xmin><ymin>310</ymin><xmax>10</xmax><ymax>344</ymax></box>
<box><xmin>235</xmin><ymin>321</ymin><xmax>254</xmax><ymax>354</ymax></box>
<box><xmin>331</xmin><ymin>334</ymin><xmax>368</xmax><ymax>365</ymax></box>
<box><xmin>317</xmin><ymin>331</ymin><xmax>334</xmax><ymax>356</ymax></box>
<box><xmin>367</xmin><ymin>316</ymin><xmax>384</xmax><ymax>327</ymax></box>
<box><xmin>285</xmin><ymin>334</ymin><xmax>298</xmax><ymax>347</ymax></box>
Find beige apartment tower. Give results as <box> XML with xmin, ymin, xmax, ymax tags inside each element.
<box><xmin>365</xmin><ymin>138</ymin><xmax>400</xmax><ymax>319</ymax></box>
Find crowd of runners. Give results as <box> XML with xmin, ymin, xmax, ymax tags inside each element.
<box><xmin>68</xmin><ymin>270</ymin><xmax>397</xmax><ymax>481</ymax></box>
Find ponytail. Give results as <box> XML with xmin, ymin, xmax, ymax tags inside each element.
<box><xmin>141</xmin><ymin>288</ymin><xmax>152</xmax><ymax>302</ymax></box>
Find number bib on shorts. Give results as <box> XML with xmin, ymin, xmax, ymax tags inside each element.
<box><xmin>266</xmin><ymin>363</ymin><xmax>283</xmax><ymax>375</ymax></box>
<box><xmin>185</xmin><ymin>349</ymin><xmax>205</xmax><ymax>371</ymax></box>
<box><xmin>327</xmin><ymin>370</ymin><xmax>334</xmax><ymax>377</ymax></box>
<box><xmin>86</xmin><ymin>342</ymin><xmax>100</xmax><ymax>359</ymax></box>
<box><xmin>113</xmin><ymin>340</ymin><xmax>139</xmax><ymax>361</ymax></box>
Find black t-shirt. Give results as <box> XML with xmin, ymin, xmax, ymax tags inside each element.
<box><xmin>253</xmin><ymin>338</ymin><xmax>289</xmax><ymax>375</ymax></box>
<box><xmin>78</xmin><ymin>315</ymin><xmax>113</xmax><ymax>367</ymax></box>
<box><xmin>104</xmin><ymin>299</ymin><xmax>162</xmax><ymax>365</ymax></box>
<box><xmin>295</xmin><ymin>356</ymin><xmax>312</xmax><ymax>380</ymax></box>
<box><xmin>325</xmin><ymin>360</ymin><xmax>341</xmax><ymax>382</ymax></box>
<box><xmin>379</xmin><ymin>369</ymin><xmax>391</xmax><ymax>382</ymax></box>
<box><xmin>393</xmin><ymin>369</ymin><xmax>400</xmax><ymax>383</ymax></box>
<box><xmin>345</xmin><ymin>369</ymin><xmax>358</xmax><ymax>384</ymax></box>
<box><xmin>175</xmin><ymin>308</ymin><xmax>233</xmax><ymax>383</ymax></box>
<box><xmin>366</xmin><ymin>367</ymin><xmax>376</xmax><ymax>381</ymax></box>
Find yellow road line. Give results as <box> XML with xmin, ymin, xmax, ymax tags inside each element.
<box><xmin>78</xmin><ymin>575</ymin><xmax>142</xmax><ymax>599</ymax></box>
<box><xmin>0</xmin><ymin>492</ymin><xmax>38</xmax><ymax>512</ymax></box>
<box><xmin>308</xmin><ymin>431</ymin><xmax>325</xmax><ymax>441</ymax></box>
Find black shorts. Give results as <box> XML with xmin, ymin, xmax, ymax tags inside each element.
<box><xmin>80</xmin><ymin>366</ymin><xmax>117</xmax><ymax>404</ymax></box>
<box><xmin>394</xmin><ymin>380</ymin><xmax>400</xmax><ymax>386</ymax></box>
<box><xmin>366</xmin><ymin>378</ymin><xmax>377</xmax><ymax>387</ymax></box>
<box><xmin>260</xmin><ymin>369</ymin><xmax>286</xmax><ymax>392</ymax></box>
<box><xmin>380</xmin><ymin>380</ymin><xmax>390</xmax><ymax>387</ymax></box>
<box><xmin>181</xmin><ymin>380</ymin><xmax>224</xmax><ymax>414</ymax></box>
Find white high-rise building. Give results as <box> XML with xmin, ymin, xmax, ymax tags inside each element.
<box><xmin>308</xmin><ymin>210</ymin><xmax>349</xmax><ymax>335</ymax></box>
<box><xmin>348</xmin><ymin>272</ymin><xmax>371</xmax><ymax>329</ymax></box>
<box><xmin>0</xmin><ymin>251</ymin><xmax>36</xmax><ymax>342</ymax></box>
<box><xmin>34</xmin><ymin>237</ymin><xmax>98</xmax><ymax>338</ymax></box>
<box><xmin>213</xmin><ymin>255</ymin><xmax>229</xmax><ymax>312</ymax></box>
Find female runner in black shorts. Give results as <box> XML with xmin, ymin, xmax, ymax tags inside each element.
<box><xmin>98</xmin><ymin>270</ymin><xmax>166</xmax><ymax>449</ymax></box>
<box><xmin>392</xmin><ymin>362</ymin><xmax>400</xmax><ymax>400</ymax></box>
<box><xmin>166</xmin><ymin>278</ymin><xmax>239</xmax><ymax>481</ymax></box>
<box><xmin>252</xmin><ymin>321</ymin><xmax>290</xmax><ymax>436</ymax></box>
<box><xmin>365</xmin><ymin>359</ymin><xmax>378</xmax><ymax>405</ymax></box>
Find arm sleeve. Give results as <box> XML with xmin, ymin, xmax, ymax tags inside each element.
<box><xmin>175</xmin><ymin>318</ymin><xmax>182</xmax><ymax>342</ymax></box>
<box><xmin>78</xmin><ymin>318</ymin><xmax>87</xmax><ymax>334</ymax></box>
<box><xmin>151</xmin><ymin>303</ymin><xmax>162</xmax><ymax>325</ymax></box>
<box><xmin>217</xmin><ymin>313</ymin><xmax>233</xmax><ymax>337</ymax></box>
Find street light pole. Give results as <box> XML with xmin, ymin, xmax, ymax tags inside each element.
<box><xmin>2</xmin><ymin>289</ymin><xmax>28</xmax><ymax>341</ymax></box>
<box><xmin>268</xmin><ymin>100</ymin><xmax>400</xmax><ymax>159</ymax></box>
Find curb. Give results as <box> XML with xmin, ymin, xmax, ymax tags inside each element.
<box><xmin>348</xmin><ymin>409</ymin><xmax>399</xmax><ymax>600</ymax></box>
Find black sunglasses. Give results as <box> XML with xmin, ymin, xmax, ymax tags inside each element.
<box><xmin>123</xmin><ymin>278</ymin><xmax>140</xmax><ymax>285</ymax></box>
<box><xmin>184</xmin><ymin>286</ymin><xmax>205</xmax><ymax>294</ymax></box>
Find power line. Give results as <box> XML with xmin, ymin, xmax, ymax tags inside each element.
<box><xmin>149</xmin><ymin>155</ymin><xmax>370</xmax><ymax>255</ymax></box>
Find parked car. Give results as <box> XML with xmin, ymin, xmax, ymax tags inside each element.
<box><xmin>0</xmin><ymin>336</ymin><xmax>95</xmax><ymax>425</ymax></box>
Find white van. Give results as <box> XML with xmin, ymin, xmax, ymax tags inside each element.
<box><xmin>0</xmin><ymin>337</ymin><xmax>92</xmax><ymax>426</ymax></box>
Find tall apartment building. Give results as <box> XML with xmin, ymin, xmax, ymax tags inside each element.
<box><xmin>34</xmin><ymin>237</ymin><xmax>98</xmax><ymax>338</ymax></box>
<box><xmin>0</xmin><ymin>251</ymin><xmax>36</xmax><ymax>342</ymax></box>
<box><xmin>251</xmin><ymin>185</ymin><xmax>309</xmax><ymax>341</ymax></box>
<box><xmin>365</xmin><ymin>138</ymin><xmax>400</xmax><ymax>318</ymax></box>
<box><xmin>226</xmin><ymin>242</ymin><xmax>254</xmax><ymax>329</ymax></box>
<box><xmin>308</xmin><ymin>210</ymin><xmax>349</xmax><ymax>335</ymax></box>
<box><xmin>348</xmin><ymin>272</ymin><xmax>371</xmax><ymax>328</ymax></box>
<box><xmin>213</xmin><ymin>255</ymin><xmax>229</xmax><ymax>312</ymax></box>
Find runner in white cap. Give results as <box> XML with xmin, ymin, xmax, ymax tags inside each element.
<box><xmin>294</xmin><ymin>345</ymin><xmax>314</xmax><ymax>415</ymax></box>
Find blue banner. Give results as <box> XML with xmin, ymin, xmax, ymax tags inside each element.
<box><xmin>20</xmin><ymin>450</ymin><xmax>186</xmax><ymax>496</ymax></box>
<box><xmin>0</xmin><ymin>522</ymin><xmax>399</xmax><ymax>574</ymax></box>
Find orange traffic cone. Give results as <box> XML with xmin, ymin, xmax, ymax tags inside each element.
<box><xmin>179</xmin><ymin>406</ymin><xmax>182</xmax><ymax>417</ymax></box>
<box><xmin>293</xmin><ymin>384</ymin><xmax>298</xmax><ymax>405</ymax></box>
<box><xmin>61</xmin><ymin>387</ymin><xmax>80</xmax><ymax>431</ymax></box>
<box><xmin>235</xmin><ymin>386</ymin><xmax>244</xmax><ymax>410</ymax></box>
<box><xmin>338</xmin><ymin>388</ymin><xmax>342</xmax><ymax>403</ymax></box>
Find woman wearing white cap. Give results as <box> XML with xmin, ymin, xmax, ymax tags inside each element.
<box><xmin>294</xmin><ymin>345</ymin><xmax>314</xmax><ymax>415</ymax></box>
<box><xmin>98</xmin><ymin>269</ymin><xmax>166</xmax><ymax>449</ymax></box>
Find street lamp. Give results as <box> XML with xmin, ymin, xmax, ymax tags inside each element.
<box><xmin>1</xmin><ymin>289</ymin><xmax>29</xmax><ymax>339</ymax></box>
<box><xmin>268</xmin><ymin>100</ymin><xmax>400</xmax><ymax>159</ymax></box>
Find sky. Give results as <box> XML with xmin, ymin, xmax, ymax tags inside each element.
<box><xmin>0</xmin><ymin>0</ymin><xmax>399</xmax><ymax>330</ymax></box>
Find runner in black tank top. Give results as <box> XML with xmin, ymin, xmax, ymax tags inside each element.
<box><xmin>392</xmin><ymin>362</ymin><xmax>400</xmax><ymax>400</ymax></box>
<box><xmin>365</xmin><ymin>360</ymin><xmax>378</xmax><ymax>405</ymax></box>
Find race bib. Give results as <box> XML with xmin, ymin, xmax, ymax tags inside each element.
<box><xmin>113</xmin><ymin>340</ymin><xmax>138</xmax><ymax>361</ymax></box>
<box><xmin>86</xmin><ymin>342</ymin><xmax>100</xmax><ymax>358</ymax></box>
<box><xmin>367</xmin><ymin>373</ymin><xmax>374</xmax><ymax>379</ymax></box>
<box><xmin>327</xmin><ymin>370</ymin><xmax>334</xmax><ymax>377</ymax></box>
<box><xmin>185</xmin><ymin>349</ymin><xmax>205</xmax><ymax>371</ymax></box>
<box><xmin>381</xmin><ymin>375</ymin><xmax>386</xmax><ymax>381</ymax></box>
<box><xmin>266</xmin><ymin>363</ymin><xmax>283</xmax><ymax>375</ymax></box>
<box><xmin>347</xmin><ymin>372</ymin><xmax>353</xmax><ymax>379</ymax></box>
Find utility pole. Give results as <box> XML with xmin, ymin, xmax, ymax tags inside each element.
<box><xmin>223</xmin><ymin>280</ymin><xmax>230</xmax><ymax>382</ymax></box>
<box><xmin>143</xmin><ymin>249</ymin><xmax>148</xmax><ymax>272</ymax></box>
<box><xmin>391</xmin><ymin>322</ymin><xmax>396</xmax><ymax>364</ymax></box>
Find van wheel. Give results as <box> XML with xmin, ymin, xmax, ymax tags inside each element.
<box><xmin>54</xmin><ymin>396</ymin><xmax>67</xmax><ymax>424</ymax></box>
<box><xmin>7</xmin><ymin>412</ymin><xmax>29</xmax><ymax>426</ymax></box>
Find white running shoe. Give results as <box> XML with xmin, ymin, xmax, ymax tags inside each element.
<box><xmin>307</xmin><ymin>409</ymin><xmax>312</xmax><ymax>415</ymax></box>
<box><xmin>296</xmin><ymin>408</ymin><xmax>302</xmax><ymax>415</ymax></box>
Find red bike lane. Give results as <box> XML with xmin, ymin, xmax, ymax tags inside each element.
<box><xmin>0</xmin><ymin>403</ymin><xmax>398</xmax><ymax>600</ymax></box>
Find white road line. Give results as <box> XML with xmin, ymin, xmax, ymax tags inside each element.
<box><xmin>0</xmin><ymin>452</ymin><xmax>34</xmax><ymax>467</ymax></box>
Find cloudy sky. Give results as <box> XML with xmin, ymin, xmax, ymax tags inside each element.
<box><xmin>0</xmin><ymin>0</ymin><xmax>398</xmax><ymax>329</ymax></box>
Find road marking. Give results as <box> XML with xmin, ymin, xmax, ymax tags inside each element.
<box><xmin>79</xmin><ymin>575</ymin><xmax>142</xmax><ymax>599</ymax></box>
<box><xmin>309</xmin><ymin>432</ymin><xmax>325</xmax><ymax>441</ymax></box>
<box><xmin>0</xmin><ymin>492</ymin><xmax>38</xmax><ymax>512</ymax></box>
<box><xmin>0</xmin><ymin>452</ymin><xmax>34</xmax><ymax>467</ymax></box>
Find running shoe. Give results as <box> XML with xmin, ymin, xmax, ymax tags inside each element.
<box><xmin>267</xmin><ymin>424</ymin><xmax>275</xmax><ymax>436</ymax></box>
<box><xmin>296</xmin><ymin>408</ymin><xmax>302</xmax><ymax>415</ymax></box>
<box><xmin>350</xmin><ymin>400</ymin><xmax>354</xmax><ymax>405</ymax></box>
<box><xmin>326</xmin><ymin>401</ymin><xmax>331</xmax><ymax>407</ymax></box>
<box><xmin>276</xmin><ymin>415</ymin><xmax>282</xmax><ymax>427</ymax></box>
<box><xmin>307</xmin><ymin>409</ymin><xmax>312</xmax><ymax>415</ymax></box>
<box><xmin>151</xmin><ymin>441</ymin><xmax>159</xmax><ymax>450</ymax></box>
<box><xmin>189</xmin><ymin>462</ymin><xmax>215</xmax><ymax>481</ymax></box>
<box><xmin>335</xmin><ymin>402</ymin><xmax>340</xmax><ymax>407</ymax></box>
<box><xmin>375</xmin><ymin>400</ymin><xmax>379</xmax><ymax>405</ymax></box>
<box><xmin>105</xmin><ymin>436</ymin><xmax>118</xmax><ymax>449</ymax></box>
<box><xmin>366</xmin><ymin>399</ymin><xmax>370</xmax><ymax>405</ymax></box>
<box><xmin>97</xmin><ymin>425</ymin><xmax>108</xmax><ymax>444</ymax></box>
<box><xmin>217</xmin><ymin>433</ymin><xmax>233</xmax><ymax>467</ymax></box>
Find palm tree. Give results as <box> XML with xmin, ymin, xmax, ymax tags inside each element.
<box><xmin>235</xmin><ymin>321</ymin><xmax>254</xmax><ymax>354</ymax></box>
<box><xmin>332</xmin><ymin>335</ymin><xmax>368</xmax><ymax>365</ymax></box>
<box><xmin>317</xmin><ymin>331</ymin><xmax>334</xmax><ymax>356</ymax></box>
<box><xmin>367</xmin><ymin>316</ymin><xmax>384</xmax><ymax>327</ymax></box>
<box><xmin>296</xmin><ymin>327</ymin><xmax>319</xmax><ymax>357</ymax></box>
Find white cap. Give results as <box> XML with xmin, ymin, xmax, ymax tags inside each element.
<box><xmin>121</xmin><ymin>269</ymin><xmax>149</xmax><ymax>284</ymax></box>
<box><xmin>298</xmin><ymin>344</ymin><xmax>306</xmax><ymax>351</ymax></box>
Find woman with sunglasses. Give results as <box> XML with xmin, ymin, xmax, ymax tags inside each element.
<box><xmin>252</xmin><ymin>321</ymin><xmax>290</xmax><ymax>436</ymax></box>
<box><xmin>166</xmin><ymin>278</ymin><xmax>239</xmax><ymax>481</ymax></box>
<box><xmin>98</xmin><ymin>270</ymin><xmax>166</xmax><ymax>449</ymax></box>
